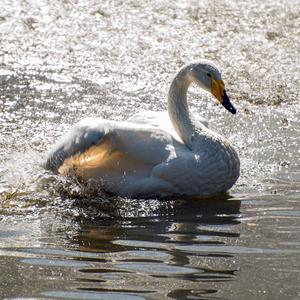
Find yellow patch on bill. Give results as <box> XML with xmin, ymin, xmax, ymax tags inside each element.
<box><xmin>211</xmin><ymin>78</ymin><xmax>225</xmax><ymax>102</ymax></box>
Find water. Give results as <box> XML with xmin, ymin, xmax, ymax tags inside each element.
<box><xmin>0</xmin><ymin>0</ymin><xmax>300</xmax><ymax>299</ymax></box>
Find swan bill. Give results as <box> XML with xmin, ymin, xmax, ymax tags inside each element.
<box><xmin>211</xmin><ymin>78</ymin><xmax>225</xmax><ymax>101</ymax></box>
<box><xmin>221</xmin><ymin>90</ymin><xmax>236</xmax><ymax>114</ymax></box>
<box><xmin>211</xmin><ymin>78</ymin><xmax>236</xmax><ymax>114</ymax></box>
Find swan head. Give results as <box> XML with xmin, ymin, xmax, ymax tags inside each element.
<box><xmin>188</xmin><ymin>60</ymin><xmax>236</xmax><ymax>114</ymax></box>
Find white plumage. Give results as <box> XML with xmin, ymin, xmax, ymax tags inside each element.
<box><xmin>45</xmin><ymin>61</ymin><xmax>240</xmax><ymax>198</ymax></box>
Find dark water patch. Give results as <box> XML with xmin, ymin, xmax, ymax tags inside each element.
<box><xmin>76</xmin><ymin>277</ymin><xmax>106</xmax><ymax>284</ymax></box>
<box><xmin>78</xmin><ymin>268</ymin><xmax>131</xmax><ymax>274</ymax></box>
<box><xmin>114</xmin><ymin>262</ymin><xmax>199</xmax><ymax>275</ymax></box>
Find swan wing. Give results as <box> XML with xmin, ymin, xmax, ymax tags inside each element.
<box><xmin>45</xmin><ymin>117</ymin><xmax>176</xmax><ymax>180</ymax></box>
<box><xmin>44</xmin><ymin>118</ymin><xmax>110</xmax><ymax>172</ymax></box>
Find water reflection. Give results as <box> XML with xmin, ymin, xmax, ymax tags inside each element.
<box><xmin>1</xmin><ymin>180</ymin><xmax>300</xmax><ymax>299</ymax></box>
<box><xmin>63</xmin><ymin>197</ymin><xmax>241</xmax><ymax>299</ymax></box>
<box><xmin>74</xmin><ymin>196</ymin><xmax>241</xmax><ymax>249</ymax></box>
<box><xmin>0</xmin><ymin>197</ymin><xmax>241</xmax><ymax>299</ymax></box>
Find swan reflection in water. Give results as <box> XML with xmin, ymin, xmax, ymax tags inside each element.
<box><xmin>74</xmin><ymin>195</ymin><xmax>241</xmax><ymax>247</ymax></box>
<box><xmin>66</xmin><ymin>196</ymin><xmax>241</xmax><ymax>299</ymax></box>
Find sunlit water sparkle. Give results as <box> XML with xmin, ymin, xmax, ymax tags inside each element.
<box><xmin>0</xmin><ymin>0</ymin><xmax>300</xmax><ymax>299</ymax></box>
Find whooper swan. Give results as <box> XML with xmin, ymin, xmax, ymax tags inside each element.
<box><xmin>45</xmin><ymin>61</ymin><xmax>240</xmax><ymax>198</ymax></box>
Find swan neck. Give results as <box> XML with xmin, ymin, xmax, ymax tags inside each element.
<box><xmin>168</xmin><ymin>68</ymin><xmax>195</xmax><ymax>147</ymax></box>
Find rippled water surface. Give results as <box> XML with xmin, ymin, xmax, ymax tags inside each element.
<box><xmin>0</xmin><ymin>0</ymin><xmax>300</xmax><ymax>299</ymax></box>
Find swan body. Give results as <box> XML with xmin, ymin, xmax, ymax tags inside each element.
<box><xmin>45</xmin><ymin>61</ymin><xmax>240</xmax><ymax>198</ymax></box>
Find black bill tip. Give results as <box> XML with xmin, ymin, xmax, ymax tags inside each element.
<box><xmin>222</xmin><ymin>90</ymin><xmax>236</xmax><ymax>114</ymax></box>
